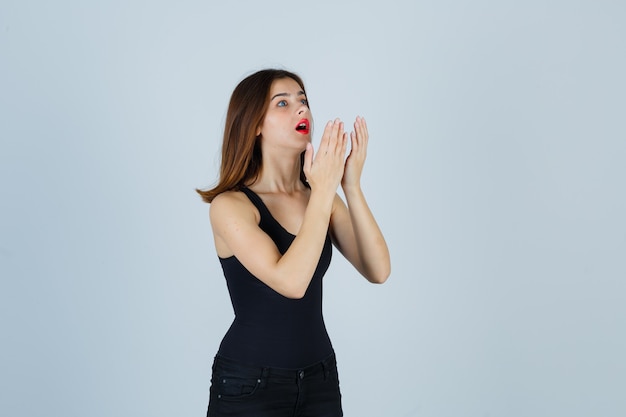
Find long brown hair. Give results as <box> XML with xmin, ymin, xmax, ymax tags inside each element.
<box><xmin>196</xmin><ymin>69</ymin><xmax>308</xmax><ymax>203</ymax></box>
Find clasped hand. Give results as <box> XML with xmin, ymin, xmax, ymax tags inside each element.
<box><xmin>303</xmin><ymin>116</ymin><xmax>369</xmax><ymax>194</ymax></box>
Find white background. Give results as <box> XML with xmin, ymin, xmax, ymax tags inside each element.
<box><xmin>1</xmin><ymin>1</ymin><xmax>625</xmax><ymax>416</ymax></box>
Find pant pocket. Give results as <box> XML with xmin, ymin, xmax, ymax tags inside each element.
<box><xmin>213</xmin><ymin>374</ymin><xmax>262</xmax><ymax>400</ymax></box>
<box><xmin>210</xmin><ymin>357</ymin><xmax>266</xmax><ymax>402</ymax></box>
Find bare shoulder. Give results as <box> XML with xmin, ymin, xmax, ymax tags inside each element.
<box><xmin>210</xmin><ymin>190</ymin><xmax>259</xmax><ymax>228</ymax></box>
<box><xmin>210</xmin><ymin>190</ymin><xmax>250</xmax><ymax>211</ymax></box>
<box><xmin>209</xmin><ymin>191</ymin><xmax>262</xmax><ymax>258</ymax></box>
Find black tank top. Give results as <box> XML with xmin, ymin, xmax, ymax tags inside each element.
<box><xmin>216</xmin><ymin>187</ymin><xmax>334</xmax><ymax>369</ymax></box>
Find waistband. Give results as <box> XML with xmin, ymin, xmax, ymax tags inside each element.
<box><xmin>213</xmin><ymin>352</ymin><xmax>337</xmax><ymax>380</ymax></box>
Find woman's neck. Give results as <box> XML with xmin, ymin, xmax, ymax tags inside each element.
<box><xmin>251</xmin><ymin>150</ymin><xmax>306</xmax><ymax>194</ymax></box>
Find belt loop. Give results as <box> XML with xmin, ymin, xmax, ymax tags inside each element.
<box><xmin>321</xmin><ymin>358</ymin><xmax>328</xmax><ymax>381</ymax></box>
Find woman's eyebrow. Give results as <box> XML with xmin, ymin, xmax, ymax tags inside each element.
<box><xmin>270</xmin><ymin>90</ymin><xmax>306</xmax><ymax>101</ymax></box>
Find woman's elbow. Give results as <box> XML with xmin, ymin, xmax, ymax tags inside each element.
<box><xmin>367</xmin><ymin>265</ymin><xmax>391</xmax><ymax>284</ymax></box>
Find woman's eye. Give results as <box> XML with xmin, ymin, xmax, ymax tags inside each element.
<box><xmin>277</xmin><ymin>100</ymin><xmax>287</xmax><ymax>107</ymax></box>
<box><xmin>301</xmin><ymin>99</ymin><xmax>309</xmax><ymax>106</ymax></box>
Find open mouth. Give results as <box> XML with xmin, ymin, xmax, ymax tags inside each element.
<box><xmin>295</xmin><ymin>119</ymin><xmax>310</xmax><ymax>134</ymax></box>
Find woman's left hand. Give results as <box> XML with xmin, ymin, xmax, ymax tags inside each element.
<box><xmin>342</xmin><ymin>116</ymin><xmax>369</xmax><ymax>189</ymax></box>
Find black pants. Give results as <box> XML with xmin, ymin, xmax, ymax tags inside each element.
<box><xmin>207</xmin><ymin>353</ymin><xmax>343</xmax><ymax>417</ymax></box>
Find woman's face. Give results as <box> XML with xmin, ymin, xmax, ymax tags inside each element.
<box><xmin>257</xmin><ymin>77</ymin><xmax>312</xmax><ymax>151</ymax></box>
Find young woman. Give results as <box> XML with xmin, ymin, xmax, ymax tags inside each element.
<box><xmin>197</xmin><ymin>69</ymin><xmax>390</xmax><ymax>417</ymax></box>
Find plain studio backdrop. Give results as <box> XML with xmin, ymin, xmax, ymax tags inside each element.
<box><xmin>1</xmin><ymin>1</ymin><xmax>625</xmax><ymax>416</ymax></box>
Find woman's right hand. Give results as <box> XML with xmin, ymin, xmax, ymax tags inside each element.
<box><xmin>303</xmin><ymin>118</ymin><xmax>347</xmax><ymax>197</ymax></box>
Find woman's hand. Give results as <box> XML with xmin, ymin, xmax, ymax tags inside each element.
<box><xmin>327</xmin><ymin>116</ymin><xmax>391</xmax><ymax>283</ymax></box>
<box><xmin>303</xmin><ymin>118</ymin><xmax>347</xmax><ymax>197</ymax></box>
<box><xmin>342</xmin><ymin>116</ymin><xmax>368</xmax><ymax>189</ymax></box>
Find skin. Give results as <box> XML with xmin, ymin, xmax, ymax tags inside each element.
<box><xmin>209</xmin><ymin>78</ymin><xmax>391</xmax><ymax>299</ymax></box>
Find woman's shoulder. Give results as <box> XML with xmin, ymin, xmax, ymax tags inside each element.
<box><xmin>210</xmin><ymin>189</ymin><xmax>259</xmax><ymax>224</ymax></box>
<box><xmin>211</xmin><ymin>189</ymin><xmax>246</xmax><ymax>204</ymax></box>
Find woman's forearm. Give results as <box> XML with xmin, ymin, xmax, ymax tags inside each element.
<box><xmin>343</xmin><ymin>184</ymin><xmax>391</xmax><ymax>283</ymax></box>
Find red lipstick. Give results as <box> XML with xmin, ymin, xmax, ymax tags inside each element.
<box><xmin>295</xmin><ymin>119</ymin><xmax>310</xmax><ymax>135</ymax></box>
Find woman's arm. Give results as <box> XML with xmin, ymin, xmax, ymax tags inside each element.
<box><xmin>210</xmin><ymin>120</ymin><xmax>347</xmax><ymax>299</ymax></box>
<box><xmin>330</xmin><ymin>117</ymin><xmax>391</xmax><ymax>283</ymax></box>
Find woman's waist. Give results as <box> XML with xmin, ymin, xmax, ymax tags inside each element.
<box><xmin>217</xmin><ymin>320</ymin><xmax>333</xmax><ymax>368</ymax></box>
<box><xmin>227</xmin><ymin>317</ymin><xmax>327</xmax><ymax>342</ymax></box>
<box><xmin>229</xmin><ymin>316</ymin><xmax>327</xmax><ymax>334</ymax></box>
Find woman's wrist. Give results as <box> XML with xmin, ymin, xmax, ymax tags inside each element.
<box><xmin>341</xmin><ymin>181</ymin><xmax>362</xmax><ymax>196</ymax></box>
<box><xmin>308</xmin><ymin>188</ymin><xmax>335</xmax><ymax>216</ymax></box>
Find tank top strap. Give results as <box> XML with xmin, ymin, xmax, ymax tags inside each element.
<box><xmin>240</xmin><ymin>187</ymin><xmax>273</xmax><ymax>221</ymax></box>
